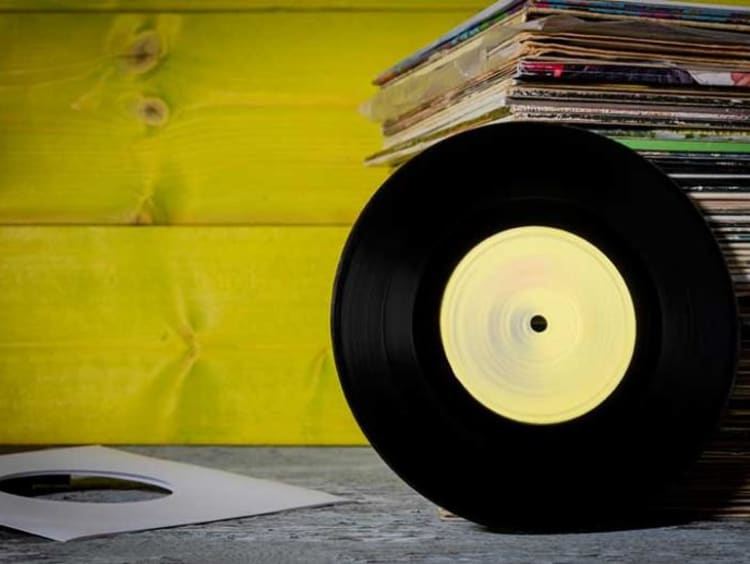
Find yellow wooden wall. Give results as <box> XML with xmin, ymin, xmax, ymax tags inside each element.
<box><xmin>0</xmin><ymin>2</ymin><xmax>480</xmax><ymax>444</ymax></box>
<box><xmin>4</xmin><ymin>0</ymin><xmax>741</xmax><ymax>444</ymax></box>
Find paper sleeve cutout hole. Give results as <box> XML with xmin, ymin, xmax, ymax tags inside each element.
<box><xmin>0</xmin><ymin>472</ymin><xmax>172</xmax><ymax>503</ymax></box>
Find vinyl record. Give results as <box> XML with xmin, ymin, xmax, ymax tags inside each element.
<box><xmin>331</xmin><ymin>123</ymin><xmax>739</xmax><ymax>529</ymax></box>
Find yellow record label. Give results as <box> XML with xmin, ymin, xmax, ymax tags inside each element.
<box><xmin>440</xmin><ymin>226</ymin><xmax>636</xmax><ymax>424</ymax></box>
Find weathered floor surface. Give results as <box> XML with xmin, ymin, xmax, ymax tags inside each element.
<box><xmin>0</xmin><ymin>447</ymin><xmax>748</xmax><ymax>563</ymax></box>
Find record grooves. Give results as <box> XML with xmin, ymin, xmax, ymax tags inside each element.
<box><xmin>331</xmin><ymin>123</ymin><xmax>739</xmax><ymax>529</ymax></box>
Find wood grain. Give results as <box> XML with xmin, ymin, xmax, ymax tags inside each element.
<box><xmin>1</xmin><ymin>0</ymin><xmax>748</xmax><ymax>11</ymax></box>
<box><xmin>1</xmin><ymin>447</ymin><xmax>749</xmax><ymax>562</ymax></box>
<box><xmin>0</xmin><ymin>7</ymin><xmax>479</xmax><ymax>443</ymax></box>
<box><xmin>0</xmin><ymin>11</ymin><xmax>471</xmax><ymax>225</ymax></box>
<box><xmin>0</xmin><ymin>0</ymin><xmax>487</xmax><ymax>11</ymax></box>
<box><xmin>0</xmin><ymin>226</ymin><xmax>364</xmax><ymax>444</ymax></box>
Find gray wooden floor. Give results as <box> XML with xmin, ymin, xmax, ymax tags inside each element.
<box><xmin>0</xmin><ymin>447</ymin><xmax>749</xmax><ymax>563</ymax></box>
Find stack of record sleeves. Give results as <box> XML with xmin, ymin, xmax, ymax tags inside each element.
<box><xmin>362</xmin><ymin>0</ymin><xmax>750</xmax><ymax>517</ymax></box>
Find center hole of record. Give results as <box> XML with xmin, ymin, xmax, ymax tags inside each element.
<box><xmin>530</xmin><ymin>314</ymin><xmax>548</xmax><ymax>333</ymax></box>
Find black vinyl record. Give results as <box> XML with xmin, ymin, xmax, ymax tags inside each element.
<box><xmin>331</xmin><ymin>123</ymin><xmax>739</xmax><ymax>529</ymax></box>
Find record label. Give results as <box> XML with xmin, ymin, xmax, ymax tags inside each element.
<box><xmin>440</xmin><ymin>226</ymin><xmax>636</xmax><ymax>424</ymax></box>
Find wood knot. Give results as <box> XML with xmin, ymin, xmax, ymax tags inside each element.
<box><xmin>136</xmin><ymin>97</ymin><xmax>169</xmax><ymax>127</ymax></box>
<box><xmin>127</xmin><ymin>31</ymin><xmax>162</xmax><ymax>74</ymax></box>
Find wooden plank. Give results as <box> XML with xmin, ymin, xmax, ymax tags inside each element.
<box><xmin>0</xmin><ymin>1</ymin><xmax>488</xmax><ymax>11</ymax></box>
<box><xmin>2</xmin><ymin>0</ymin><xmax>748</xmax><ymax>11</ymax></box>
<box><xmin>6</xmin><ymin>447</ymin><xmax>750</xmax><ymax>561</ymax></box>
<box><xmin>0</xmin><ymin>226</ymin><xmax>365</xmax><ymax>444</ymax></box>
<box><xmin>0</xmin><ymin>11</ymin><xmax>470</xmax><ymax>225</ymax></box>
